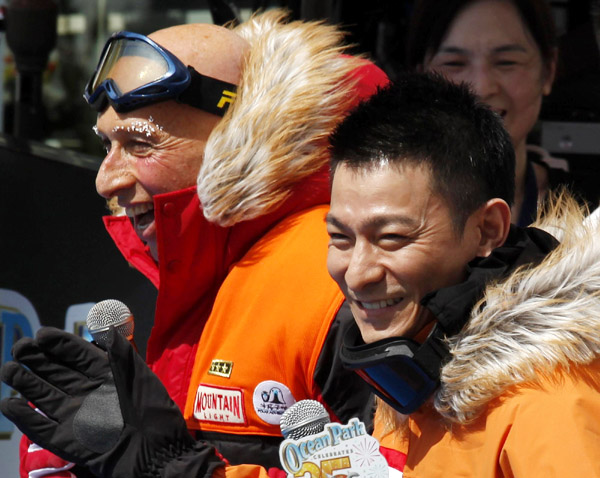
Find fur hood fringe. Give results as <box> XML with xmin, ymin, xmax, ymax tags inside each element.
<box><xmin>197</xmin><ymin>10</ymin><xmax>365</xmax><ymax>226</ymax></box>
<box><xmin>436</xmin><ymin>192</ymin><xmax>600</xmax><ymax>424</ymax></box>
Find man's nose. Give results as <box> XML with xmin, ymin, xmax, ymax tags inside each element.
<box><xmin>95</xmin><ymin>148</ymin><xmax>135</xmax><ymax>199</ymax></box>
<box><xmin>344</xmin><ymin>242</ymin><xmax>385</xmax><ymax>292</ymax></box>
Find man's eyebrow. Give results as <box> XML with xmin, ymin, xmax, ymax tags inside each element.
<box><xmin>325</xmin><ymin>214</ymin><xmax>345</xmax><ymax>228</ymax></box>
<box><xmin>367</xmin><ymin>215</ymin><xmax>420</xmax><ymax>229</ymax></box>
<box><xmin>111</xmin><ymin>119</ymin><xmax>164</xmax><ymax>138</ymax></box>
<box><xmin>325</xmin><ymin>213</ymin><xmax>419</xmax><ymax>229</ymax></box>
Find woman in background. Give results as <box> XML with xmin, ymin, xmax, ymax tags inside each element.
<box><xmin>406</xmin><ymin>0</ymin><xmax>575</xmax><ymax>226</ymax></box>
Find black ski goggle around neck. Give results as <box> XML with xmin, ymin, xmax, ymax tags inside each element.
<box><xmin>340</xmin><ymin>322</ymin><xmax>441</xmax><ymax>414</ymax></box>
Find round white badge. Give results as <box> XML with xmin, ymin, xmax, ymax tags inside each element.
<box><xmin>253</xmin><ymin>380</ymin><xmax>297</xmax><ymax>425</ymax></box>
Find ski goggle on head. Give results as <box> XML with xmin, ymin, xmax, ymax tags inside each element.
<box><xmin>84</xmin><ymin>31</ymin><xmax>237</xmax><ymax>116</ymax></box>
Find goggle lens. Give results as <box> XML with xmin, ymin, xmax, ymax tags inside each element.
<box><xmin>85</xmin><ymin>31</ymin><xmax>237</xmax><ymax>115</ymax></box>
<box><xmin>91</xmin><ymin>37</ymin><xmax>171</xmax><ymax>97</ymax></box>
<box><xmin>357</xmin><ymin>358</ymin><xmax>437</xmax><ymax>414</ymax></box>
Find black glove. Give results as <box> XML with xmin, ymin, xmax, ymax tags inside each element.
<box><xmin>0</xmin><ymin>327</ymin><xmax>225</xmax><ymax>478</ymax></box>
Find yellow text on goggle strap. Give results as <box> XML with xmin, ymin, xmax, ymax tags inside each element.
<box><xmin>217</xmin><ymin>90</ymin><xmax>237</xmax><ymax>109</ymax></box>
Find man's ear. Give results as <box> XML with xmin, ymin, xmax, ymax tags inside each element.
<box><xmin>476</xmin><ymin>198</ymin><xmax>511</xmax><ymax>257</ymax></box>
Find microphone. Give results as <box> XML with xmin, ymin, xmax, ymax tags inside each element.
<box><xmin>280</xmin><ymin>399</ymin><xmax>330</xmax><ymax>440</ymax></box>
<box><xmin>86</xmin><ymin>299</ymin><xmax>137</xmax><ymax>351</ymax></box>
<box><xmin>279</xmin><ymin>400</ymin><xmax>390</xmax><ymax>477</ymax></box>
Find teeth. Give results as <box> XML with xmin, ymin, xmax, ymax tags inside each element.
<box><xmin>361</xmin><ymin>298</ymin><xmax>402</xmax><ymax>310</ymax></box>
<box><xmin>126</xmin><ymin>203</ymin><xmax>154</xmax><ymax>218</ymax></box>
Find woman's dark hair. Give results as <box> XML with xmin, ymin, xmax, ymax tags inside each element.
<box><xmin>405</xmin><ymin>0</ymin><xmax>558</xmax><ymax>70</ymax></box>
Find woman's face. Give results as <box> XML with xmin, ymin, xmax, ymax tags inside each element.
<box><xmin>424</xmin><ymin>0</ymin><xmax>555</xmax><ymax>154</ymax></box>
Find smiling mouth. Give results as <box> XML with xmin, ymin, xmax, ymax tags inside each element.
<box><xmin>359</xmin><ymin>297</ymin><xmax>403</xmax><ymax>310</ymax></box>
<box><xmin>126</xmin><ymin>203</ymin><xmax>155</xmax><ymax>231</ymax></box>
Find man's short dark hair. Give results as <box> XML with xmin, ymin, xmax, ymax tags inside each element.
<box><xmin>329</xmin><ymin>72</ymin><xmax>515</xmax><ymax>232</ymax></box>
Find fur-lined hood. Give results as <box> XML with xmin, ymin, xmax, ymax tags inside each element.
<box><xmin>197</xmin><ymin>10</ymin><xmax>375</xmax><ymax>227</ymax></box>
<box><xmin>435</xmin><ymin>194</ymin><xmax>600</xmax><ymax>424</ymax></box>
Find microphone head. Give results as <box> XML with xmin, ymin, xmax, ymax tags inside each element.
<box><xmin>86</xmin><ymin>299</ymin><xmax>134</xmax><ymax>347</ymax></box>
<box><xmin>280</xmin><ymin>399</ymin><xmax>330</xmax><ymax>440</ymax></box>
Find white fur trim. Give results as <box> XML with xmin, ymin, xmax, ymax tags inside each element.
<box><xmin>436</xmin><ymin>194</ymin><xmax>600</xmax><ymax>423</ymax></box>
<box><xmin>198</xmin><ymin>10</ymin><xmax>363</xmax><ymax>226</ymax></box>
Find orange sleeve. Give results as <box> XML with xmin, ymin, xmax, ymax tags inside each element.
<box><xmin>499</xmin><ymin>362</ymin><xmax>600</xmax><ymax>476</ymax></box>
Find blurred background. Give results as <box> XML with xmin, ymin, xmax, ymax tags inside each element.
<box><xmin>0</xmin><ymin>0</ymin><xmax>598</xmax><ymax>158</ymax></box>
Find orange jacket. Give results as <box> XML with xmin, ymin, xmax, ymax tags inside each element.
<box><xmin>373</xmin><ymin>209</ymin><xmax>600</xmax><ymax>477</ymax></box>
<box><xmin>182</xmin><ymin>203</ymin><xmax>365</xmax><ymax>437</ymax></box>
<box><xmin>103</xmin><ymin>181</ymin><xmax>375</xmax><ymax>468</ymax></box>
<box><xmin>376</xmin><ymin>360</ymin><xmax>600</xmax><ymax>476</ymax></box>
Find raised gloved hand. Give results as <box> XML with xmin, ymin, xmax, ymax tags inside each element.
<box><xmin>1</xmin><ymin>327</ymin><xmax>225</xmax><ymax>478</ymax></box>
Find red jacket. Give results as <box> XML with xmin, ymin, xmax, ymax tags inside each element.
<box><xmin>104</xmin><ymin>173</ymin><xmax>374</xmax><ymax>466</ymax></box>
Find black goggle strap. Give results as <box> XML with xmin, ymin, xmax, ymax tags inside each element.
<box><xmin>410</xmin><ymin>324</ymin><xmax>449</xmax><ymax>382</ymax></box>
<box><xmin>178</xmin><ymin>66</ymin><xmax>237</xmax><ymax>117</ymax></box>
